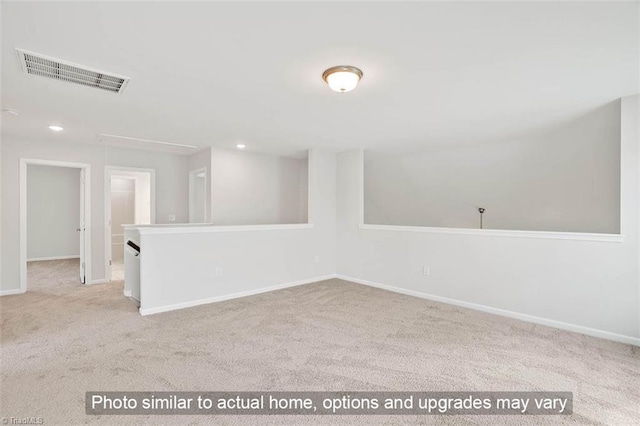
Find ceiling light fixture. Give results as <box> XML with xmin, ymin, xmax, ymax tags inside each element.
<box><xmin>322</xmin><ymin>65</ymin><xmax>363</xmax><ymax>93</ymax></box>
<box><xmin>48</xmin><ymin>125</ymin><xmax>64</xmax><ymax>132</ymax></box>
<box><xmin>236</xmin><ymin>144</ymin><xmax>246</xmax><ymax>149</ymax></box>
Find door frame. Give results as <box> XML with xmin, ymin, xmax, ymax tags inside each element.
<box><xmin>19</xmin><ymin>158</ymin><xmax>92</xmax><ymax>292</ymax></box>
<box><xmin>188</xmin><ymin>167</ymin><xmax>207</xmax><ymax>223</ymax></box>
<box><xmin>104</xmin><ymin>166</ymin><xmax>156</xmax><ymax>282</ymax></box>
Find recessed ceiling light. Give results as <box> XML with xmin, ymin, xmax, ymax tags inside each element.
<box><xmin>2</xmin><ymin>108</ymin><xmax>19</xmax><ymax>116</ymax></box>
<box><xmin>322</xmin><ymin>65</ymin><xmax>363</xmax><ymax>93</ymax></box>
<box><xmin>48</xmin><ymin>125</ymin><xmax>64</xmax><ymax>132</ymax></box>
<box><xmin>236</xmin><ymin>144</ymin><xmax>246</xmax><ymax>149</ymax></box>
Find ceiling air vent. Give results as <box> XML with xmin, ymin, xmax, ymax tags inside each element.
<box><xmin>16</xmin><ymin>48</ymin><xmax>130</xmax><ymax>94</ymax></box>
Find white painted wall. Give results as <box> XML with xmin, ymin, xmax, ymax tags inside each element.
<box><xmin>135</xmin><ymin>149</ymin><xmax>334</xmax><ymax>313</ymax></box>
<box><xmin>27</xmin><ymin>165</ymin><xmax>81</xmax><ymax>260</ymax></box>
<box><xmin>337</xmin><ymin>95</ymin><xmax>639</xmax><ymax>342</ymax></box>
<box><xmin>210</xmin><ymin>148</ymin><xmax>308</xmax><ymax>225</ymax></box>
<box><xmin>1</xmin><ymin>137</ymin><xmax>191</xmax><ymax>290</ymax></box>
<box><xmin>365</xmin><ymin>101</ymin><xmax>621</xmax><ymax>234</ymax></box>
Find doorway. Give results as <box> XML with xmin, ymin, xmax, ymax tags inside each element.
<box><xmin>189</xmin><ymin>167</ymin><xmax>207</xmax><ymax>223</ymax></box>
<box><xmin>105</xmin><ymin>166</ymin><xmax>155</xmax><ymax>281</ymax></box>
<box><xmin>19</xmin><ymin>159</ymin><xmax>91</xmax><ymax>292</ymax></box>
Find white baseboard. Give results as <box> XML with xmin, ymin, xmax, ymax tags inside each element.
<box><xmin>27</xmin><ymin>255</ymin><xmax>80</xmax><ymax>262</ymax></box>
<box><xmin>87</xmin><ymin>279</ymin><xmax>108</xmax><ymax>285</ymax></box>
<box><xmin>335</xmin><ymin>274</ymin><xmax>640</xmax><ymax>347</ymax></box>
<box><xmin>139</xmin><ymin>274</ymin><xmax>337</xmax><ymax>316</ymax></box>
<box><xmin>0</xmin><ymin>288</ymin><xmax>25</xmax><ymax>296</ymax></box>
<box><xmin>123</xmin><ymin>290</ymin><xmax>132</xmax><ymax>297</ymax></box>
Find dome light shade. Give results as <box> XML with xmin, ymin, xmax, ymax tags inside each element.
<box><xmin>322</xmin><ymin>66</ymin><xmax>363</xmax><ymax>93</ymax></box>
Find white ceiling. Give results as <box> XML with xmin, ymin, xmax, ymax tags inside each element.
<box><xmin>1</xmin><ymin>1</ymin><xmax>638</xmax><ymax>156</ymax></box>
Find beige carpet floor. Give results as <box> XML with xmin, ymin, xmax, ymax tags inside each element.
<box><xmin>1</xmin><ymin>260</ymin><xmax>639</xmax><ymax>425</ymax></box>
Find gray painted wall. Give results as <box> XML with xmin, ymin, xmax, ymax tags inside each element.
<box><xmin>210</xmin><ymin>148</ymin><xmax>308</xmax><ymax>225</ymax></box>
<box><xmin>364</xmin><ymin>101</ymin><xmax>621</xmax><ymax>234</ymax></box>
<box><xmin>27</xmin><ymin>165</ymin><xmax>81</xmax><ymax>260</ymax></box>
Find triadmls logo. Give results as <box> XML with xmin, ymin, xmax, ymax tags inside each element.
<box><xmin>1</xmin><ymin>417</ymin><xmax>44</xmax><ymax>425</ymax></box>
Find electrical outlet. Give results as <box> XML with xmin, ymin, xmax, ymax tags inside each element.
<box><xmin>423</xmin><ymin>266</ymin><xmax>430</xmax><ymax>276</ymax></box>
<box><xmin>215</xmin><ymin>267</ymin><xmax>223</xmax><ymax>277</ymax></box>
<box><xmin>315</xmin><ymin>256</ymin><xmax>320</xmax><ymax>263</ymax></box>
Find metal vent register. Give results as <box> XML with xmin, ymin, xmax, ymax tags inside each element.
<box><xmin>16</xmin><ymin>48</ymin><xmax>130</xmax><ymax>93</ymax></box>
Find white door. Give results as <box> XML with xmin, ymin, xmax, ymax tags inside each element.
<box><xmin>79</xmin><ymin>168</ymin><xmax>86</xmax><ymax>284</ymax></box>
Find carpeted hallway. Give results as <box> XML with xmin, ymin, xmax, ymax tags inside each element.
<box><xmin>1</xmin><ymin>261</ymin><xmax>639</xmax><ymax>425</ymax></box>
